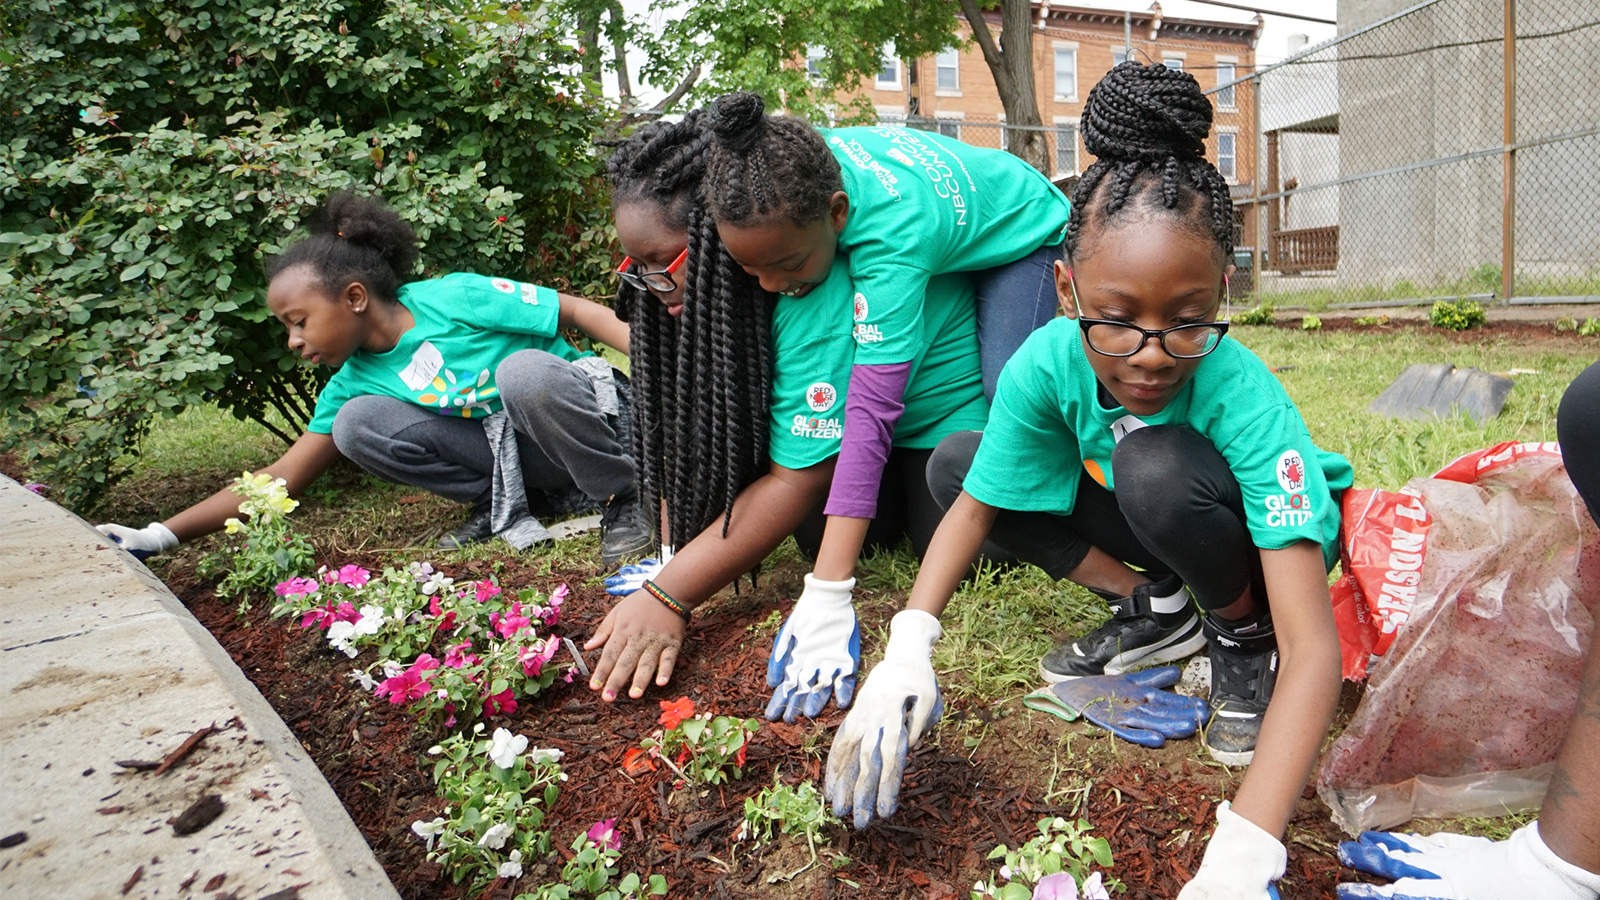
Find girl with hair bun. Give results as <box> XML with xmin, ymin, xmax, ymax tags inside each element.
<box><xmin>586</xmin><ymin>111</ymin><xmax>995</xmax><ymax>710</ymax></box>
<box><xmin>825</xmin><ymin>63</ymin><xmax>1352</xmax><ymax>900</ymax></box>
<box><xmin>703</xmin><ymin>91</ymin><xmax>1070</xmax><ymax>723</ymax></box>
<box><xmin>98</xmin><ymin>190</ymin><xmax>654</xmax><ymax>564</ymax></box>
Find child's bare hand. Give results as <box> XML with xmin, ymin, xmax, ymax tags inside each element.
<box><xmin>584</xmin><ymin>590</ymin><xmax>686</xmax><ymax>701</ymax></box>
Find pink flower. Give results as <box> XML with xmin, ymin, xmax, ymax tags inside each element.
<box><xmin>299</xmin><ymin>598</ymin><xmax>362</xmax><ymax>630</ymax></box>
<box><xmin>373</xmin><ymin>654</ymin><xmax>440</xmax><ymax>704</ymax></box>
<box><xmin>444</xmin><ymin>642</ymin><xmax>479</xmax><ymax>669</ymax></box>
<box><xmin>543</xmin><ymin>584</ymin><xmax>568</xmax><ymax>625</ymax></box>
<box><xmin>443</xmin><ymin>704</ymin><xmax>457</xmax><ymax>728</ymax></box>
<box><xmin>275</xmin><ymin>577</ymin><xmax>320</xmax><ymax>597</ymax></box>
<box><xmin>474</xmin><ymin>579</ymin><xmax>502</xmax><ymax>603</ymax></box>
<box><xmin>520</xmin><ymin>636</ymin><xmax>559</xmax><ymax>677</ymax></box>
<box><xmin>333</xmin><ymin>564</ymin><xmax>371</xmax><ymax>587</ymax></box>
<box><xmin>495</xmin><ymin>602</ymin><xmax>532</xmax><ymax>639</ymax></box>
<box><xmin>586</xmin><ymin>818</ymin><xmax>621</xmax><ymax>851</ymax></box>
<box><xmin>428</xmin><ymin>596</ymin><xmax>458</xmax><ymax>631</ymax></box>
<box><xmin>483</xmin><ymin>687</ymin><xmax>518</xmax><ymax>717</ymax></box>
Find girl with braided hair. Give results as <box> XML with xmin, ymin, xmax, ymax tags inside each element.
<box><xmin>702</xmin><ymin>91</ymin><xmax>1070</xmax><ymax>724</ymax></box>
<box><xmin>586</xmin><ymin>112</ymin><xmax>992</xmax><ymax>707</ymax></box>
<box><xmin>825</xmin><ymin>63</ymin><xmax>1352</xmax><ymax>900</ymax></box>
<box><xmin>98</xmin><ymin>190</ymin><xmax>652</xmax><ymax>564</ymax></box>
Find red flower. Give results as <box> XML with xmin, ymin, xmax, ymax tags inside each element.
<box><xmin>658</xmin><ymin>696</ymin><xmax>694</xmax><ymax>730</ymax></box>
<box><xmin>483</xmin><ymin>686</ymin><xmax>518</xmax><ymax>717</ymax></box>
<box><xmin>734</xmin><ymin>739</ymin><xmax>747</xmax><ymax>767</ymax></box>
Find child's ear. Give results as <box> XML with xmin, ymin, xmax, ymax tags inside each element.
<box><xmin>1053</xmin><ymin>259</ymin><xmax>1077</xmax><ymax>319</ymax></box>
<box><xmin>828</xmin><ymin>191</ymin><xmax>850</xmax><ymax>235</ymax></box>
<box><xmin>344</xmin><ymin>281</ymin><xmax>369</xmax><ymax>314</ymax></box>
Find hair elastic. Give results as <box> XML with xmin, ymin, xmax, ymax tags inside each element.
<box><xmin>642</xmin><ymin>580</ymin><xmax>690</xmax><ymax>621</ymax></box>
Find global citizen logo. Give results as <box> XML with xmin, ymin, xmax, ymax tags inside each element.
<box><xmin>1276</xmin><ymin>450</ymin><xmax>1307</xmax><ymax>493</ymax></box>
<box><xmin>491</xmin><ymin>278</ymin><xmax>517</xmax><ymax>294</ymax></box>
<box><xmin>806</xmin><ymin>382</ymin><xmax>837</xmax><ymax>413</ymax></box>
<box><xmin>853</xmin><ymin>292</ymin><xmax>868</xmax><ymax>322</ymax></box>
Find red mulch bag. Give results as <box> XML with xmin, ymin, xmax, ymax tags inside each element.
<box><xmin>1319</xmin><ymin>442</ymin><xmax>1600</xmax><ymax>834</ymax></box>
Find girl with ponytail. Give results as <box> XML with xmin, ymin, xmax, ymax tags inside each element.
<box><xmin>98</xmin><ymin>191</ymin><xmax>652</xmax><ymax>564</ymax></box>
<box><xmin>825</xmin><ymin>63</ymin><xmax>1352</xmax><ymax>900</ymax></box>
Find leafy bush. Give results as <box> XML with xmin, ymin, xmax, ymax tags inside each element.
<box><xmin>1301</xmin><ymin>314</ymin><xmax>1322</xmax><ymax>331</ymax></box>
<box><xmin>1354</xmin><ymin>314</ymin><xmax>1391</xmax><ymax>326</ymax></box>
<box><xmin>1428</xmin><ymin>299</ymin><xmax>1488</xmax><ymax>331</ymax></box>
<box><xmin>1580</xmin><ymin>318</ymin><xmax>1600</xmax><ymax>337</ymax></box>
<box><xmin>1232</xmin><ymin>304</ymin><xmax>1276</xmax><ymax>326</ymax></box>
<box><xmin>1</xmin><ymin>0</ymin><xmax>614</xmax><ymax>509</ymax></box>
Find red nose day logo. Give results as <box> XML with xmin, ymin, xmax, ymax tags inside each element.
<box><xmin>1277</xmin><ymin>450</ymin><xmax>1307</xmax><ymax>493</ymax></box>
<box><xmin>806</xmin><ymin>382</ymin><xmax>837</xmax><ymax>413</ymax></box>
<box><xmin>491</xmin><ymin>278</ymin><xmax>516</xmax><ymax>293</ymax></box>
<box><xmin>853</xmin><ymin>292</ymin><xmax>868</xmax><ymax>323</ymax></box>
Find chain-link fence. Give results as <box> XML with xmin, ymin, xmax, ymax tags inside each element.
<box><xmin>1211</xmin><ymin>0</ymin><xmax>1600</xmax><ymax>307</ymax></box>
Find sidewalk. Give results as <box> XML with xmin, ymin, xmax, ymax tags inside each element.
<box><xmin>0</xmin><ymin>476</ymin><xmax>399</xmax><ymax>900</ymax></box>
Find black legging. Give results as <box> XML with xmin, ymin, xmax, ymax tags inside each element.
<box><xmin>793</xmin><ymin>448</ymin><xmax>944</xmax><ymax>561</ymax></box>
<box><xmin>1558</xmin><ymin>361</ymin><xmax>1600</xmax><ymax>524</ymax></box>
<box><xmin>927</xmin><ymin>426</ymin><xmax>1267</xmax><ymax>611</ymax></box>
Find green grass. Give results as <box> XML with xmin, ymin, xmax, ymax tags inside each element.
<box><xmin>1252</xmin><ymin>266</ymin><xmax>1600</xmax><ymax>311</ymax></box>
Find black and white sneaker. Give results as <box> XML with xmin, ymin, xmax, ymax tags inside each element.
<box><xmin>437</xmin><ymin>506</ymin><xmax>494</xmax><ymax>550</ymax></box>
<box><xmin>1202</xmin><ymin>614</ymin><xmax>1279</xmax><ymax>767</ymax></box>
<box><xmin>599</xmin><ymin>489</ymin><xmax>655</xmax><ymax>565</ymax></box>
<box><xmin>1038</xmin><ymin>577</ymin><xmax>1205</xmax><ymax>683</ymax></box>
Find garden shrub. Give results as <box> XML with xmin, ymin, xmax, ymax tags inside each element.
<box><xmin>1580</xmin><ymin>318</ymin><xmax>1600</xmax><ymax>337</ymax></box>
<box><xmin>1428</xmin><ymin>299</ymin><xmax>1488</xmax><ymax>331</ymax></box>
<box><xmin>1301</xmin><ymin>314</ymin><xmax>1322</xmax><ymax>331</ymax></box>
<box><xmin>1232</xmin><ymin>303</ymin><xmax>1276</xmax><ymax>326</ymax></box>
<box><xmin>0</xmin><ymin>0</ymin><xmax>614</xmax><ymax>509</ymax></box>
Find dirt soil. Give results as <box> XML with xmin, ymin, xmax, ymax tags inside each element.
<box><xmin>160</xmin><ymin>547</ymin><xmax>1365</xmax><ymax>900</ymax></box>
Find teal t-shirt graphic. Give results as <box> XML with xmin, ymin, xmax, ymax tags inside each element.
<box><xmin>767</xmin><ymin>257</ymin><xmax>989</xmax><ymax>469</ymax></box>
<box><xmin>822</xmin><ymin>126</ymin><xmax>1071</xmax><ymax>366</ymax></box>
<box><xmin>964</xmin><ymin>318</ymin><xmax>1354</xmax><ymax>568</ymax></box>
<box><xmin>306</xmin><ymin>273</ymin><xmax>588</xmax><ymax>434</ymax></box>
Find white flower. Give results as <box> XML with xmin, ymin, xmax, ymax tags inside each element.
<box><xmin>427</xmin><ymin>745</ymin><xmax>443</xmax><ymax>756</ymax></box>
<box><xmin>478</xmin><ymin>822</ymin><xmax>512</xmax><ymax>849</ymax></box>
<box><xmin>498</xmin><ymin>849</ymin><xmax>523</xmax><ymax>879</ymax></box>
<box><xmin>382</xmin><ymin>660</ymin><xmax>405</xmax><ymax>678</ymax></box>
<box><xmin>1000</xmin><ymin>865</ymin><xmax>1013</xmax><ymax>881</ymax></box>
<box><xmin>488</xmin><ymin>728</ymin><xmax>528</xmax><ymax>769</ymax></box>
<box><xmin>327</xmin><ymin>620</ymin><xmax>356</xmax><ymax>643</ymax></box>
<box><xmin>436</xmin><ymin>688</ymin><xmax>448</xmax><ymax>699</ymax></box>
<box><xmin>527</xmin><ymin>747</ymin><xmax>564</xmax><ymax>766</ymax></box>
<box><xmin>1082</xmin><ymin>872</ymin><xmax>1110</xmax><ymax>900</ymax></box>
<box><xmin>473</xmin><ymin>722</ymin><xmax>486</xmax><ymax>734</ymax></box>
<box><xmin>348</xmin><ymin>669</ymin><xmax>376</xmax><ymax>691</ymax></box>
<box><xmin>354</xmin><ymin>605</ymin><xmax>384</xmax><ymax>635</ymax></box>
<box><xmin>411</xmin><ymin>816</ymin><xmax>447</xmax><ymax>850</ymax></box>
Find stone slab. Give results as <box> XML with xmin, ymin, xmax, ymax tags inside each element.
<box><xmin>0</xmin><ymin>476</ymin><xmax>399</xmax><ymax>900</ymax></box>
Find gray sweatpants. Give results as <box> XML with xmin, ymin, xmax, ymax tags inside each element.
<box><xmin>330</xmin><ymin>349</ymin><xmax>636</xmax><ymax>511</ymax></box>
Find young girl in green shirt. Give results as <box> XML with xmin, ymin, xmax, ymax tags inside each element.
<box><xmin>825</xmin><ymin>63</ymin><xmax>1352</xmax><ymax>900</ymax></box>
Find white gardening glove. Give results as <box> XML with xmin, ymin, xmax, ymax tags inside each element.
<box><xmin>1178</xmin><ymin>801</ymin><xmax>1287</xmax><ymax>900</ymax></box>
<box><xmin>1338</xmin><ymin>822</ymin><xmax>1600</xmax><ymax>900</ymax></box>
<box><xmin>823</xmin><ymin>609</ymin><xmax>943</xmax><ymax>830</ymax></box>
<box><xmin>602</xmin><ymin>545</ymin><xmax>673</xmax><ymax>596</ymax></box>
<box><xmin>764</xmin><ymin>573</ymin><xmax>860</xmax><ymax>722</ymax></box>
<box><xmin>96</xmin><ymin>522</ymin><xmax>179</xmax><ymax>561</ymax></box>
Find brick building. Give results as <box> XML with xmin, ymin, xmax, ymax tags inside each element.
<box><xmin>821</xmin><ymin>3</ymin><xmax>1260</xmax><ymax>243</ymax></box>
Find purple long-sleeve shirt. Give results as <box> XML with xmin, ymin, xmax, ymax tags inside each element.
<box><xmin>823</xmin><ymin>361</ymin><xmax>912</xmax><ymax>519</ymax></box>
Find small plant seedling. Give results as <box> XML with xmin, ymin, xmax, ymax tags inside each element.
<box><xmin>639</xmin><ymin>697</ymin><xmax>759</xmax><ymax>786</ymax></box>
<box><xmin>1555</xmin><ymin>316</ymin><xmax>1578</xmax><ymax>333</ymax></box>
<box><xmin>1354</xmin><ymin>314</ymin><xmax>1391</xmax><ymax>326</ymax></box>
<box><xmin>198</xmin><ymin>472</ymin><xmax>314</xmax><ymax>610</ymax></box>
<box><xmin>1301</xmin><ymin>314</ymin><xmax>1322</xmax><ymax>331</ymax></box>
<box><xmin>1232</xmin><ymin>303</ymin><xmax>1276</xmax><ymax>326</ymax></box>
<box><xmin>1428</xmin><ymin>299</ymin><xmax>1487</xmax><ymax>331</ymax></box>
<box><xmin>973</xmin><ymin>816</ymin><xmax>1118</xmax><ymax>899</ymax></box>
<box><xmin>1580</xmin><ymin>318</ymin><xmax>1600</xmax><ymax>337</ymax></box>
<box><xmin>739</xmin><ymin>777</ymin><xmax>838</xmax><ymax>882</ymax></box>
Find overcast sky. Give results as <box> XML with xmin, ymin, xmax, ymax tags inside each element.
<box><xmin>608</xmin><ymin>0</ymin><xmax>1341</xmax><ymax>107</ymax></box>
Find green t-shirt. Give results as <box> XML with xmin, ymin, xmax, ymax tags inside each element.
<box><xmin>306</xmin><ymin>273</ymin><xmax>588</xmax><ymax>434</ymax></box>
<box><xmin>822</xmin><ymin>126</ymin><xmax>1071</xmax><ymax>365</ymax></box>
<box><xmin>964</xmin><ymin>317</ymin><xmax>1354</xmax><ymax>568</ymax></box>
<box><xmin>768</xmin><ymin>257</ymin><xmax>989</xmax><ymax>468</ymax></box>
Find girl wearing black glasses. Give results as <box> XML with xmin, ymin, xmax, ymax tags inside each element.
<box><xmin>828</xmin><ymin>62</ymin><xmax>1353</xmax><ymax>900</ymax></box>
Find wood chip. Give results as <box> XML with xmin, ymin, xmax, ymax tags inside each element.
<box><xmin>171</xmin><ymin>794</ymin><xmax>225</xmax><ymax>836</ymax></box>
<box><xmin>0</xmin><ymin>832</ymin><xmax>26</xmax><ymax>849</ymax></box>
<box><xmin>114</xmin><ymin>759</ymin><xmax>161</xmax><ymax>772</ymax></box>
<box><xmin>178</xmin><ymin>870</ymin><xmax>198</xmax><ymax>890</ymax></box>
<box><xmin>96</xmin><ymin>806</ymin><xmax>125</xmax><ymax>815</ymax></box>
<box><xmin>120</xmin><ymin>864</ymin><xmax>144</xmax><ymax>895</ymax></box>
<box><xmin>154</xmin><ymin>723</ymin><xmax>219</xmax><ymax>777</ymax></box>
<box><xmin>203</xmin><ymin>873</ymin><xmax>225</xmax><ymax>891</ymax></box>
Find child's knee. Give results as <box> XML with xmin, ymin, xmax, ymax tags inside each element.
<box><xmin>495</xmin><ymin>350</ymin><xmax>571</xmax><ymax>408</ymax></box>
<box><xmin>926</xmin><ymin>431</ymin><xmax>983</xmax><ymax>511</ymax></box>
<box><xmin>1111</xmin><ymin>425</ymin><xmax>1219</xmax><ymax>498</ymax></box>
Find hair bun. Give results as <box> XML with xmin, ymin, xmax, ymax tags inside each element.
<box><xmin>709</xmin><ymin>92</ymin><xmax>767</xmax><ymax>154</ymax></box>
<box><xmin>310</xmin><ymin>190</ymin><xmax>419</xmax><ymax>279</ymax></box>
<box><xmin>1081</xmin><ymin>61</ymin><xmax>1212</xmax><ymax>163</ymax></box>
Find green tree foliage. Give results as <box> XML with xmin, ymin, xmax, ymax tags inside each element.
<box><xmin>1</xmin><ymin>0</ymin><xmax>613</xmax><ymax>509</ymax></box>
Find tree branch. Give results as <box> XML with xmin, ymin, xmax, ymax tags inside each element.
<box><xmin>956</xmin><ymin>0</ymin><xmax>1014</xmax><ymax>99</ymax></box>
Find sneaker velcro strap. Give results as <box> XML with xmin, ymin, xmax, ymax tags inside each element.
<box><xmin>1202</xmin><ymin>615</ymin><xmax>1277</xmax><ymax>656</ymax></box>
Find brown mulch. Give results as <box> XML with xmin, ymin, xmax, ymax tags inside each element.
<box><xmin>162</xmin><ymin>548</ymin><xmax>1360</xmax><ymax>900</ymax></box>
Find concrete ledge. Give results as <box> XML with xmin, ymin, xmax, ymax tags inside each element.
<box><xmin>0</xmin><ymin>476</ymin><xmax>399</xmax><ymax>900</ymax></box>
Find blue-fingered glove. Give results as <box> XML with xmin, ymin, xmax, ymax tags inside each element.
<box><xmin>603</xmin><ymin>558</ymin><xmax>664</xmax><ymax>596</ymax></box>
<box><xmin>824</xmin><ymin>609</ymin><xmax>943</xmax><ymax>831</ymax></box>
<box><xmin>764</xmin><ymin>574</ymin><xmax>860</xmax><ymax>722</ymax></box>
<box><xmin>1042</xmin><ymin>666</ymin><xmax>1210</xmax><ymax>747</ymax></box>
<box><xmin>96</xmin><ymin>522</ymin><xmax>179</xmax><ymax>561</ymax></box>
<box><xmin>1338</xmin><ymin>823</ymin><xmax>1600</xmax><ymax>900</ymax></box>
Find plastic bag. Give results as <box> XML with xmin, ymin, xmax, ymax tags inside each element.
<box><xmin>1319</xmin><ymin>442</ymin><xmax>1600</xmax><ymax>835</ymax></box>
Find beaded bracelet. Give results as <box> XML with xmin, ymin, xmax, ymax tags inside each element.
<box><xmin>642</xmin><ymin>580</ymin><xmax>690</xmax><ymax>621</ymax></box>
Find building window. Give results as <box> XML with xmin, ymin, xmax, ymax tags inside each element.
<box><xmin>876</xmin><ymin>44</ymin><xmax>900</xmax><ymax>88</ymax></box>
<box><xmin>936</xmin><ymin>48</ymin><xmax>959</xmax><ymax>92</ymax></box>
<box><xmin>1055</xmin><ymin>123</ymin><xmax>1078</xmax><ymax>175</ymax></box>
<box><xmin>806</xmin><ymin>46</ymin><xmax>825</xmax><ymax>79</ymax></box>
<box><xmin>1216</xmin><ymin>62</ymin><xmax>1236</xmax><ymax>108</ymax></box>
<box><xmin>935</xmin><ymin>115</ymin><xmax>961</xmax><ymax>140</ymax></box>
<box><xmin>1112</xmin><ymin>47</ymin><xmax>1128</xmax><ymax>67</ymax></box>
<box><xmin>1217</xmin><ymin>132</ymin><xmax>1236</xmax><ymax>180</ymax></box>
<box><xmin>1163</xmin><ymin>56</ymin><xmax>1183</xmax><ymax>71</ymax></box>
<box><xmin>1054</xmin><ymin>48</ymin><xmax>1077</xmax><ymax>99</ymax></box>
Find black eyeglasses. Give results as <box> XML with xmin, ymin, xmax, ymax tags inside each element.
<box><xmin>1065</xmin><ymin>260</ymin><xmax>1229</xmax><ymax>359</ymax></box>
<box><xmin>614</xmin><ymin>249</ymin><xmax>687</xmax><ymax>293</ymax></box>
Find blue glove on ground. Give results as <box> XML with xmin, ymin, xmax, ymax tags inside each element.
<box><xmin>824</xmin><ymin>609</ymin><xmax>943</xmax><ymax>830</ymax></box>
<box><xmin>1038</xmin><ymin>666</ymin><xmax>1210</xmax><ymax>747</ymax></box>
<box><xmin>603</xmin><ymin>558</ymin><xmax>664</xmax><ymax>596</ymax></box>
<box><xmin>97</xmin><ymin>522</ymin><xmax>179</xmax><ymax>561</ymax></box>
<box><xmin>1338</xmin><ymin>822</ymin><xmax>1600</xmax><ymax>899</ymax></box>
<box><xmin>765</xmin><ymin>574</ymin><xmax>860</xmax><ymax>722</ymax></box>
